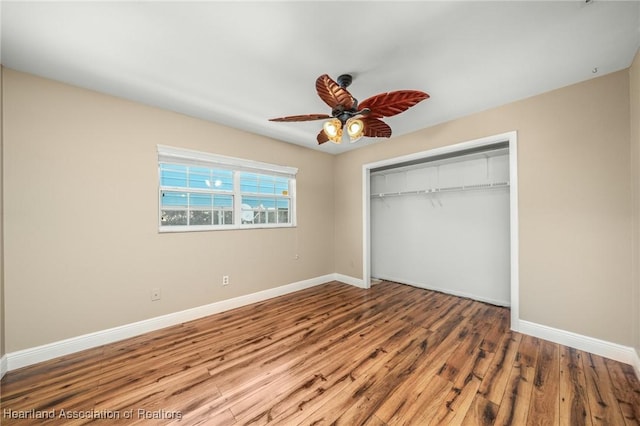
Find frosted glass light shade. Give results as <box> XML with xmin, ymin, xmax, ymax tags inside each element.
<box><xmin>323</xmin><ymin>119</ymin><xmax>343</xmax><ymax>144</ymax></box>
<box><xmin>346</xmin><ymin>118</ymin><xmax>364</xmax><ymax>143</ymax></box>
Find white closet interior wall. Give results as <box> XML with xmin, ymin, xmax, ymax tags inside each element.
<box><xmin>371</xmin><ymin>149</ymin><xmax>511</xmax><ymax>306</ymax></box>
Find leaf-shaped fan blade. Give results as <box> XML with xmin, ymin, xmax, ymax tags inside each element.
<box><xmin>362</xmin><ymin>117</ymin><xmax>392</xmax><ymax>138</ymax></box>
<box><xmin>269</xmin><ymin>113</ymin><xmax>332</xmax><ymax>122</ymax></box>
<box><xmin>315</xmin><ymin>74</ymin><xmax>355</xmax><ymax>110</ymax></box>
<box><xmin>317</xmin><ymin>129</ymin><xmax>329</xmax><ymax>145</ymax></box>
<box><xmin>359</xmin><ymin>90</ymin><xmax>429</xmax><ymax>118</ymax></box>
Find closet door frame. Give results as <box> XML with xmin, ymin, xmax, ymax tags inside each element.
<box><xmin>362</xmin><ymin>131</ymin><xmax>520</xmax><ymax>331</ymax></box>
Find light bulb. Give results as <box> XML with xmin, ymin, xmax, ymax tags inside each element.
<box><xmin>346</xmin><ymin>118</ymin><xmax>364</xmax><ymax>143</ymax></box>
<box><xmin>323</xmin><ymin>119</ymin><xmax>343</xmax><ymax>143</ymax></box>
<box><xmin>347</xmin><ymin>119</ymin><xmax>362</xmax><ymax>135</ymax></box>
<box><xmin>323</xmin><ymin>119</ymin><xmax>340</xmax><ymax>137</ymax></box>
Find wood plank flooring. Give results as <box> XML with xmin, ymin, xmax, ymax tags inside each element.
<box><xmin>1</xmin><ymin>280</ymin><xmax>639</xmax><ymax>425</ymax></box>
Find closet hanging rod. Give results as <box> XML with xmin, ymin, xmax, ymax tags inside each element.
<box><xmin>371</xmin><ymin>181</ymin><xmax>509</xmax><ymax>198</ymax></box>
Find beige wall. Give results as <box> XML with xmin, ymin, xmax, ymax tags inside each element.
<box><xmin>334</xmin><ymin>70</ymin><xmax>633</xmax><ymax>346</ymax></box>
<box><xmin>631</xmin><ymin>49</ymin><xmax>640</xmax><ymax>357</ymax></box>
<box><xmin>3</xmin><ymin>69</ymin><xmax>335</xmax><ymax>352</ymax></box>
<box><xmin>2</xmin><ymin>65</ymin><xmax>637</xmax><ymax>355</ymax></box>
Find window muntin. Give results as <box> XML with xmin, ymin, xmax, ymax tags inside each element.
<box><xmin>158</xmin><ymin>146</ymin><xmax>296</xmax><ymax>232</ymax></box>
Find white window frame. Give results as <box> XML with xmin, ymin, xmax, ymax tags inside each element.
<box><xmin>158</xmin><ymin>145</ymin><xmax>297</xmax><ymax>232</ymax></box>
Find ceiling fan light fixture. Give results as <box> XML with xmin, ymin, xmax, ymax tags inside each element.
<box><xmin>269</xmin><ymin>74</ymin><xmax>429</xmax><ymax>147</ymax></box>
<box><xmin>323</xmin><ymin>118</ymin><xmax>343</xmax><ymax>143</ymax></box>
<box><xmin>346</xmin><ymin>118</ymin><xmax>364</xmax><ymax>143</ymax></box>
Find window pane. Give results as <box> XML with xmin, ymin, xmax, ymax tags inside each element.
<box><xmin>242</xmin><ymin>196</ymin><xmax>275</xmax><ymax>209</ymax></box>
<box><xmin>161</xmin><ymin>191</ymin><xmax>188</xmax><ymax>207</ymax></box>
<box><xmin>277</xmin><ymin>199</ymin><xmax>290</xmax><ymax>223</ymax></box>
<box><xmin>213</xmin><ymin>211</ymin><xmax>221</xmax><ymax>225</ymax></box>
<box><xmin>190</xmin><ymin>193</ymin><xmax>212</xmax><ymax>207</ymax></box>
<box><xmin>161</xmin><ymin>210</ymin><xmax>187</xmax><ymax>226</ymax></box>
<box><xmin>188</xmin><ymin>168</ymin><xmax>211</xmax><ymax>189</ymax></box>
<box><xmin>241</xmin><ymin>202</ymin><xmax>255</xmax><ymax>223</ymax></box>
<box><xmin>212</xmin><ymin>170</ymin><xmax>233</xmax><ymax>191</ymax></box>
<box><xmin>242</xmin><ymin>196</ymin><xmax>258</xmax><ymax>209</ymax></box>
<box><xmin>240</xmin><ymin>173</ymin><xmax>286</xmax><ymax>195</ymax></box>
<box><xmin>263</xmin><ymin>199</ymin><xmax>275</xmax><ymax>209</ymax></box>
<box><xmin>224</xmin><ymin>210</ymin><xmax>233</xmax><ymax>224</ymax></box>
<box><xmin>254</xmin><ymin>211</ymin><xmax>267</xmax><ymax>224</ymax></box>
<box><xmin>240</xmin><ymin>172</ymin><xmax>259</xmax><ymax>193</ymax></box>
<box><xmin>213</xmin><ymin>194</ymin><xmax>233</xmax><ymax>208</ymax></box>
<box><xmin>190</xmin><ymin>166</ymin><xmax>210</xmax><ymax>175</ymax></box>
<box><xmin>214</xmin><ymin>210</ymin><xmax>234</xmax><ymax>225</ymax></box>
<box><xmin>160</xmin><ymin>164</ymin><xmax>188</xmax><ymax>187</ymax></box>
<box><xmin>258</xmin><ymin>175</ymin><xmax>275</xmax><ymax>194</ymax></box>
<box><xmin>278</xmin><ymin>209</ymin><xmax>289</xmax><ymax>224</ymax></box>
<box><xmin>275</xmin><ymin>177</ymin><xmax>289</xmax><ymax>195</ymax></box>
<box><xmin>190</xmin><ymin>210</ymin><xmax>212</xmax><ymax>225</ymax></box>
<box><xmin>213</xmin><ymin>210</ymin><xmax>233</xmax><ymax>225</ymax></box>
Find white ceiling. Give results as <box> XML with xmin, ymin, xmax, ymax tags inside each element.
<box><xmin>2</xmin><ymin>1</ymin><xmax>639</xmax><ymax>154</ymax></box>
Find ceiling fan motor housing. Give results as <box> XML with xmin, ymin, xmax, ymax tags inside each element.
<box><xmin>332</xmin><ymin>105</ymin><xmax>358</xmax><ymax>125</ymax></box>
<box><xmin>336</xmin><ymin>74</ymin><xmax>352</xmax><ymax>88</ymax></box>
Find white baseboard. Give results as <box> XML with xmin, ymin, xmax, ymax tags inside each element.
<box><xmin>7</xmin><ymin>273</ymin><xmax>635</xmax><ymax>383</ymax></box>
<box><xmin>333</xmin><ymin>273</ymin><xmax>365</xmax><ymax>288</ymax></box>
<box><xmin>0</xmin><ymin>354</ymin><xmax>7</xmax><ymax>380</ymax></box>
<box><xmin>5</xmin><ymin>274</ymin><xmax>338</xmax><ymax>372</ymax></box>
<box><xmin>519</xmin><ymin>320</ymin><xmax>638</xmax><ymax>369</ymax></box>
<box><xmin>633</xmin><ymin>348</ymin><xmax>640</xmax><ymax>380</ymax></box>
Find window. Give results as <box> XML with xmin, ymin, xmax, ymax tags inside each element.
<box><xmin>158</xmin><ymin>145</ymin><xmax>297</xmax><ymax>232</ymax></box>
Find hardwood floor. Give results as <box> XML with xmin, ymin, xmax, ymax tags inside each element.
<box><xmin>1</xmin><ymin>280</ymin><xmax>639</xmax><ymax>425</ymax></box>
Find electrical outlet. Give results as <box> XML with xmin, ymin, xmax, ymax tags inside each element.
<box><xmin>151</xmin><ymin>288</ymin><xmax>161</xmax><ymax>301</ymax></box>
<box><xmin>222</xmin><ymin>275</ymin><xmax>230</xmax><ymax>286</ymax></box>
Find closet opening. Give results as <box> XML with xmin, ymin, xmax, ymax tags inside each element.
<box><xmin>362</xmin><ymin>131</ymin><xmax>519</xmax><ymax>330</ymax></box>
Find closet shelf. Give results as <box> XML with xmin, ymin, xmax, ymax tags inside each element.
<box><xmin>371</xmin><ymin>181</ymin><xmax>509</xmax><ymax>198</ymax></box>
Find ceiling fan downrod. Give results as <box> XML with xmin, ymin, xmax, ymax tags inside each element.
<box><xmin>333</xmin><ymin>74</ymin><xmax>365</xmax><ymax>123</ymax></box>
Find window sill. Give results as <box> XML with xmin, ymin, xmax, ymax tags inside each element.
<box><xmin>158</xmin><ymin>223</ymin><xmax>296</xmax><ymax>233</ymax></box>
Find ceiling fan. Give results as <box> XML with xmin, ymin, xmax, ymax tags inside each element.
<box><xmin>269</xmin><ymin>74</ymin><xmax>430</xmax><ymax>145</ymax></box>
